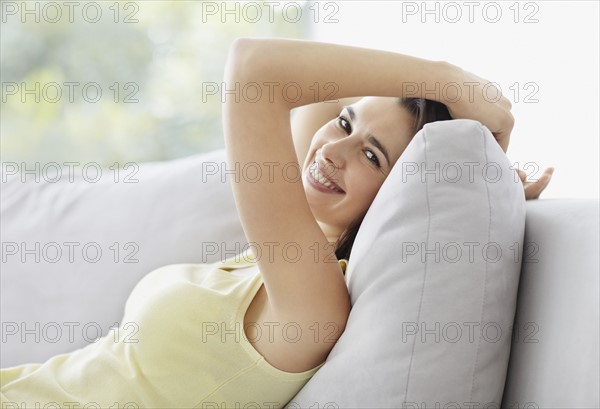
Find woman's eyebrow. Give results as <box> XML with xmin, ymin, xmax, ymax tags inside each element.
<box><xmin>343</xmin><ymin>106</ymin><xmax>391</xmax><ymax>167</ymax></box>
<box><xmin>343</xmin><ymin>106</ymin><xmax>355</xmax><ymax>120</ymax></box>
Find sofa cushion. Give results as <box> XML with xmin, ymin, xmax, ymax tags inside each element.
<box><xmin>287</xmin><ymin>119</ymin><xmax>526</xmax><ymax>408</ymax></box>
<box><xmin>0</xmin><ymin>149</ymin><xmax>247</xmax><ymax>367</ymax></box>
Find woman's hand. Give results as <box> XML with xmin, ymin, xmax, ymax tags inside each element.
<box><xmin>443</xmin><ymin>64</ymin><xmax>514</xmax><ymax>153</ymax></box>
<box><xmin>518</xmin><ymin>166</ymin><xmax>555</xmax><ymax>200</ymax></box>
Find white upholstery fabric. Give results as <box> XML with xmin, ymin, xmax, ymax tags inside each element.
<box><xmin>502</xmin><ymin>199</ymin><xmax>600</xmax><ymax>408</ymax></box>
<box><xmin>1</xmin><ymin>149</ymin><xmax>247</xmax><ymax>366</ymax></box>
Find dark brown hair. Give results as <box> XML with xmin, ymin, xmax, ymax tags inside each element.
<box><xmin>334</xmin><ymin>97</ymin><xmax>453</xmax><ymax>265</ymax></box>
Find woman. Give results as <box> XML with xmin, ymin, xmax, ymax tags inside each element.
<box><xmin>0</xmin><ymin>38</ymin><xmax>552</xmax><ymax>408</ymax></box>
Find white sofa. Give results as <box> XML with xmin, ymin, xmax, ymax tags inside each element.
<box><xmin>1</xmin><ymin>145</ymin><xmax>598</xmax><ymax>408</ymax></box>
<box><xmin>501</xmin><ymin>198</ymin><xmax>599</xmax><ymax>408</ymax></box>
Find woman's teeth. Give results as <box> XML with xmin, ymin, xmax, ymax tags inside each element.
<box><xmin>309</xmin><ymin>162</ymin><xmax>343</xmax><ymax>193</ymax></box>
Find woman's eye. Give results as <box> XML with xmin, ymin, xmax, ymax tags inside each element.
<box><xmin>365</xmin><ymin>150</ymin><xmax>381</xmax><ymax>167</ymax></box>
<box><xmin>338</xmin><ymin>116</ymin><xmax>352</xmax><ymax>134</ymax></box>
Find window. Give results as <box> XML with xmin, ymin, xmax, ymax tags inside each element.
<box><xmin>1</xmin><ymin>1</ymin><xmax>308</xmax><ymax>167</ymax></box>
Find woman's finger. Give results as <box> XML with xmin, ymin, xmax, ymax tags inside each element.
<box><xmin>525</xmin><ymin>167</ymin><xmax>554</xmax><ymax>200</ymax></box>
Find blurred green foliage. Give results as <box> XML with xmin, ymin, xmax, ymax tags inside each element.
<box><xmin>1</xmin><ymin>1</ymin><xmax>307</xmax><ymax>167</ymax></box>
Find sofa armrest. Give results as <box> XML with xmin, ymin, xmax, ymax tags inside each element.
<box><xmin>502</xmin><ymin>199</ymin><xmax>599</xmax><ymax>408</ymax></box>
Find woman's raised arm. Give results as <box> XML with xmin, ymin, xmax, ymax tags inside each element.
<box><xmin>226</xmin><ymin>38</ymin><xmax>513</xmax><ymax>148</ymax></box>
<box><xmin>221</xmin><ymin>38</ymin><xmax>512</xmax><ymax>367</ymax></box>
<box><xmin>225</xmin><ymin>37</ymin><xmax>446</xmax><ymax>108</ymax></box>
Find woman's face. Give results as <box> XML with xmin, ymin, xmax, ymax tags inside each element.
<box><xmin>301</xmin><ymin>97</ymin><xmax>415</xmax><ymax>242</ymax></box>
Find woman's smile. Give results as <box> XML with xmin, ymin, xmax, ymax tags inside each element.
<box><xmin>305</xmin><ymin>161</ymin><xmax>345</xmax><ymax>194</ymax></box>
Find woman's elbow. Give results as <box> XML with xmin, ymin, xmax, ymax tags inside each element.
<box><xmin>224</xmin><ymin>37</ymin><xmax>269</xmax><ymax>83</ymax></box>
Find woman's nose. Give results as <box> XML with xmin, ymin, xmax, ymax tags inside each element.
<box><xmin>319</xmin><ymin>138</ymin><xmax>352</xmax><ymax>169</ymax></box>
<box><xmin>315</xmin><ymin>146</ymin><xmax>343</xmax><ymax>185</ymax></box>
<box><xmin>321</xmin><ymin>135</ymin><xmax>361</xmax><ymax>168</ymax></box>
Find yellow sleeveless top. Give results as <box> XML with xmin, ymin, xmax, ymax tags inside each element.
<box><xmin>0</xmin><ymin>249</ymin><xmax>349</xmax><ymax>408</ymax></box>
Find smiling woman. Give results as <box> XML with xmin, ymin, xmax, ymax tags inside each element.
<box><xmin>1</xmin><ymin>37</ymin><xmax>552</xmax><ymax>409</ymax></box>
<box><xmin>221</xmin><ymin>36</ymin><xmax>514</xmax><ymax>372</ymax></box>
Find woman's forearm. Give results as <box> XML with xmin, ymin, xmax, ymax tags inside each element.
<box><xmin>225</xmin><ymin>38</ymin><xmax>514</xmax><ymax>150</ymax></box>
<box><xmin>225</xmin><ymin>37</ymin><xmax>455</xmax><ymax>109</ymax></box>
